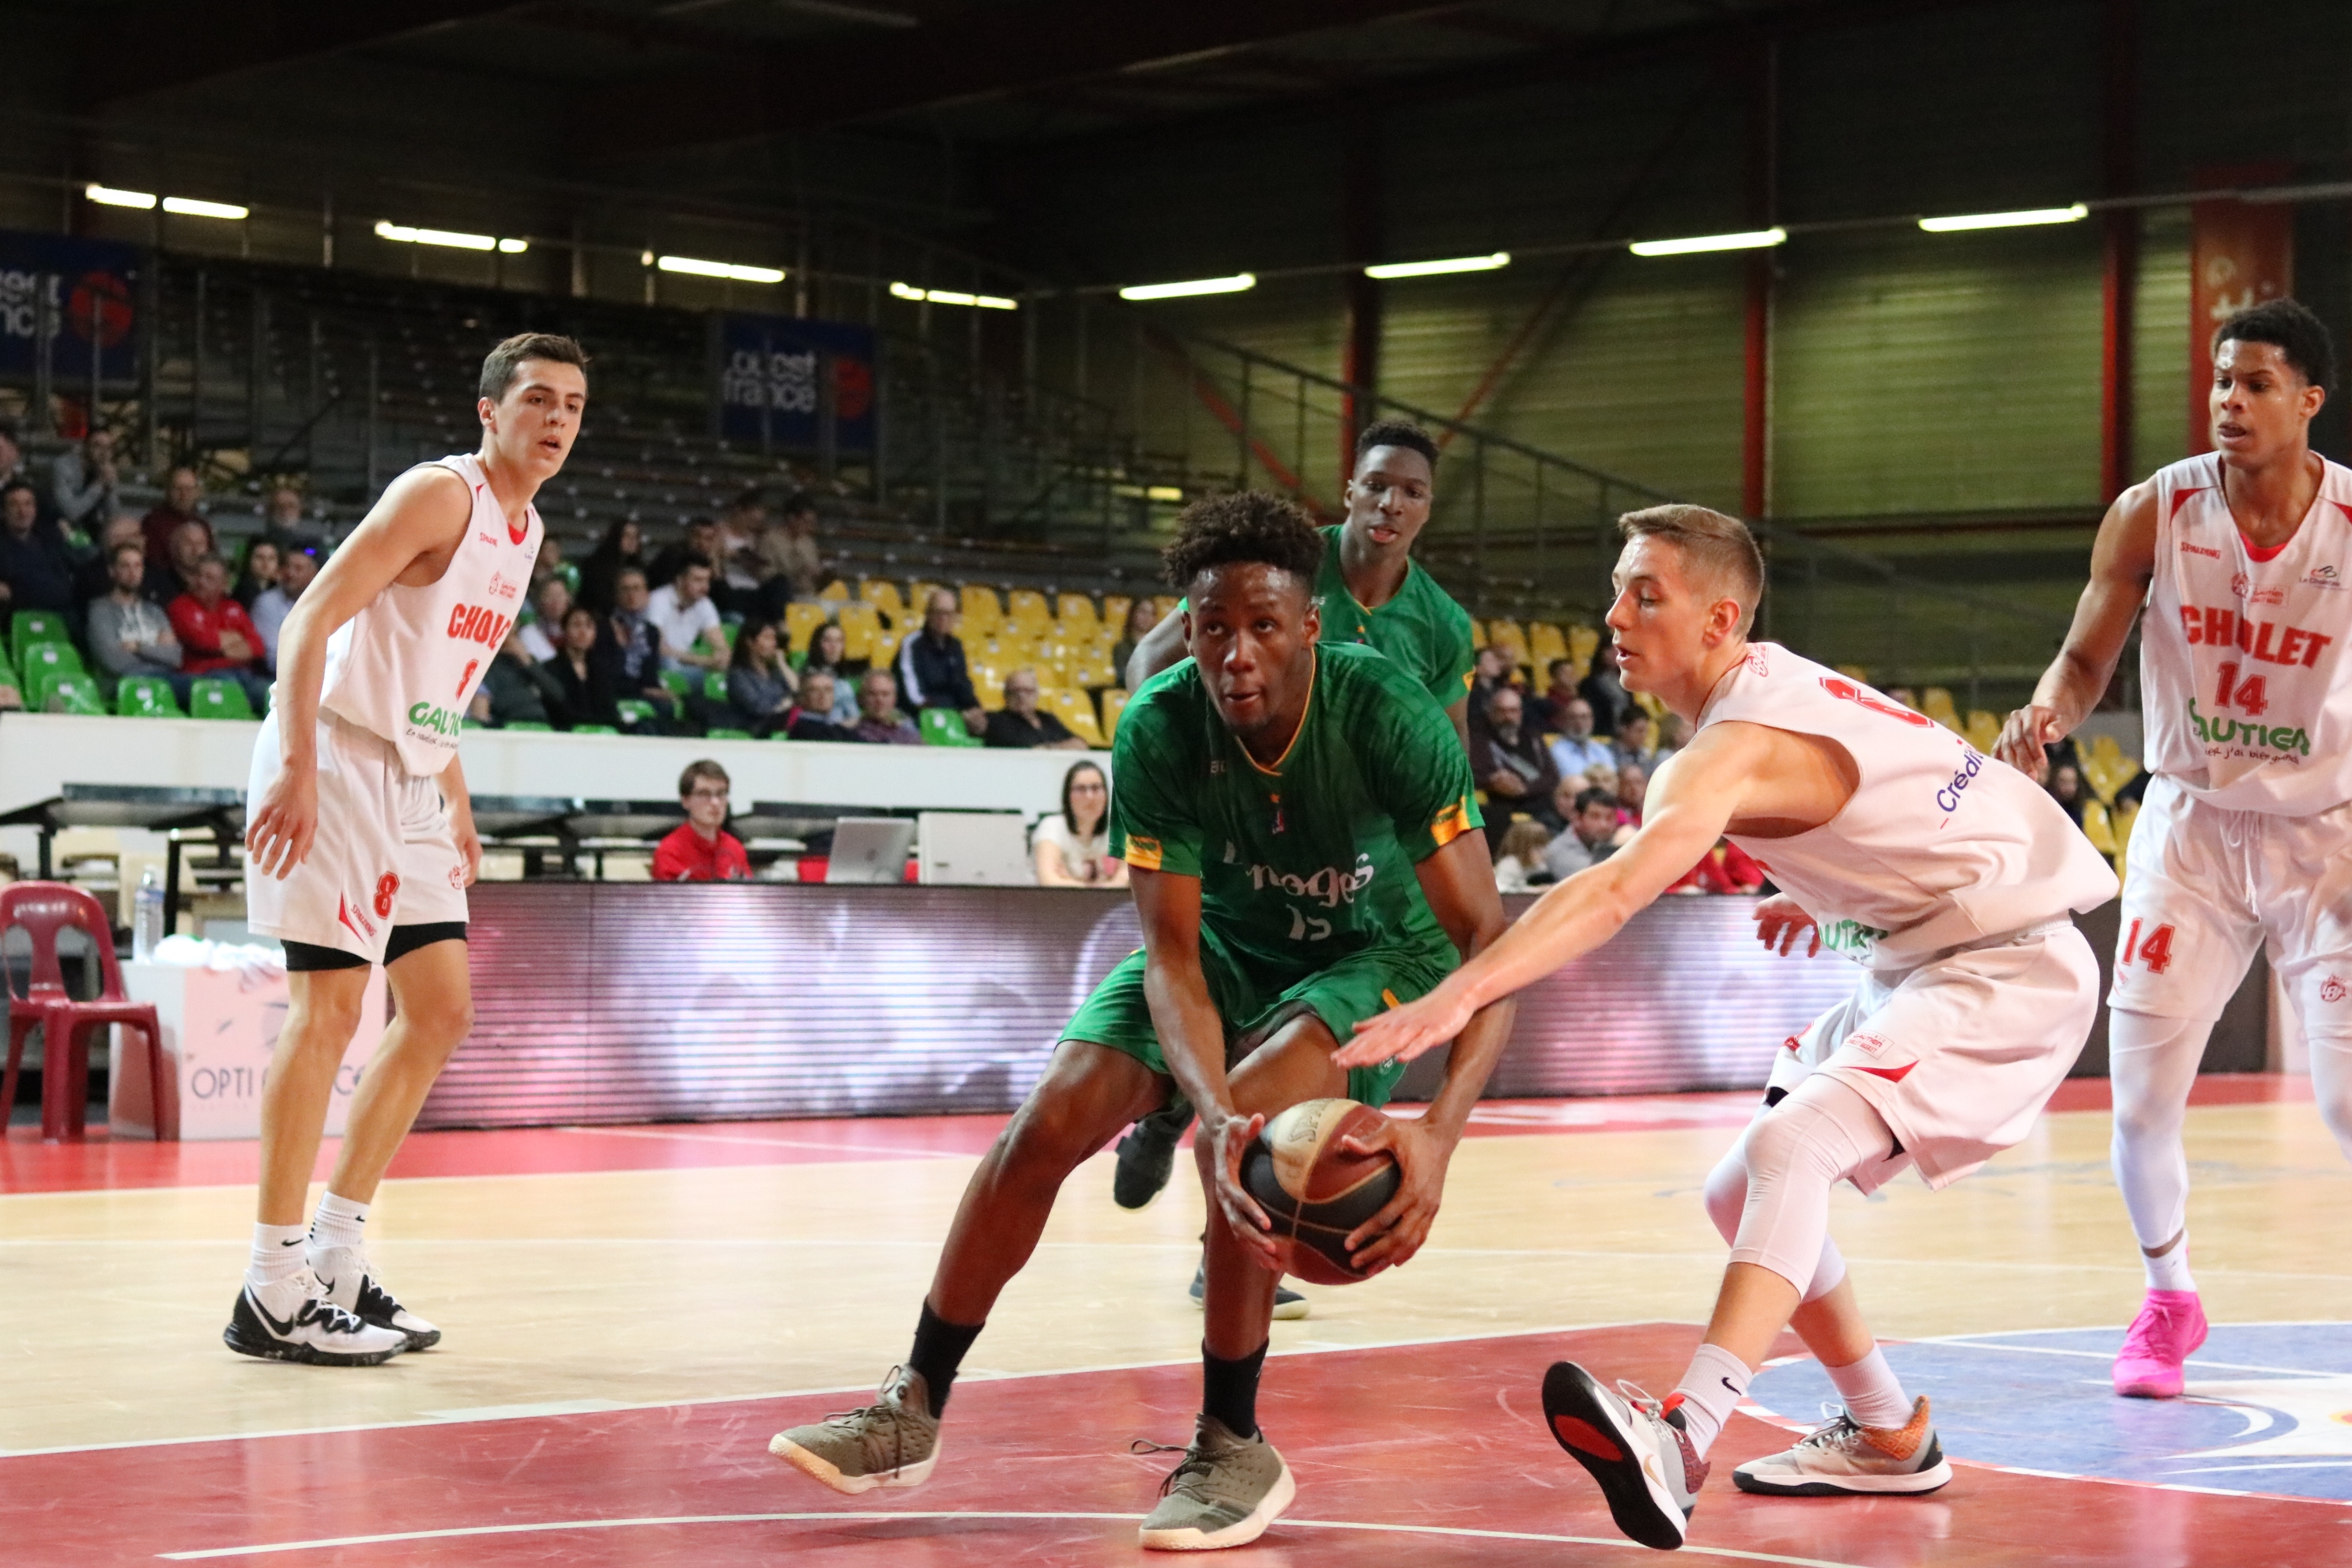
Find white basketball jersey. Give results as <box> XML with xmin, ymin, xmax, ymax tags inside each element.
<box><xmin>319</xmin><ymin>453</ymin><xmax>542</xmax><ymax>775</ymax></box>
<box><xmin>1696</xmin><ymin>643</ymin><xmax>2117</xmax><ymax>967</ymax></box>
<box><xmin>2140</xmin><ymin>451</ymin><xmax>2352</xmax><ymax>815</ymax></box>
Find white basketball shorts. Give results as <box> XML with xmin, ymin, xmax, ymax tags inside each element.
<box><xmin>2110</xmin><ymin>773</ymin><xmax>2352</xmax><ymax>1035</ymax></box>
<box><xmin>246</xmin><ymin>709</ymin><xmax>468</xmax><ymax>964</ymax></box>
<box><xmin>1765</xmin><ymin>919</ymin><xmax>2100</xmax><ymax>1192</ymax></box>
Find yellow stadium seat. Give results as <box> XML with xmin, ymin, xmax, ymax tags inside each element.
<box><xmin>1468</xmin><ymin>617</ymin><xmax>1486</xmax><ymax>647</ymax></box>
<box><xmin>871</xmin><ymin>630</ymin><xmax>903</xmax><ymax>669</ymax></box>
<box><xmin>1965</xmin><ymin>710</ymin><xmax>2002</xmax><ymax>754</ymax></box>
<box><xmin>2080</xmin><ymin>733</ymin><xmax>2141</xmax><ymax>805</ymax></box>
<box><xmin>1921</xmin><ymin>688</ymin><xmax>1962</xmax><ymax>732</ymax></box>
<box><xmin>784</xmin><ymin>601</ymin><xmax>829</xmax><ymax>654</ymax></box>
<box><xmin>2079</xmin><ymin>799</ymin><xmax>2116</xmax><ymax>856</ymax></box>
<box><xmin>859</xmin><ymin>579</ymin><xmax>905</xmax><ymax>621</ymax></box>
<box><xmin>959</xmin><ymin>583</ymin><xmax>1002</xmax><ymax>631</ymax></box>
<box><xmin>1487</xmin><ymin>618</ymin><xmax>1527</xmax><ymax>660</ymax></box>
<box><xmin>1100</xmin><ymin>687</ymin><xmax>1129</xmax><ymax>743</ymax></box>
<box><xmin>906</xmin><ymin>582</ymin><xmax>943</xmax><ymax>618</ymax></box>
<box><xmin>1056</xmin><ymin>593</ymin><xmax>1099</xmax><ymax>632</ymax></box>
<box><xmin>1102</xmin><ymin>594</ymin><xmax>1133</xmax><ymax>632</ymax></box>
<box><xmin>1568</xmin><ymin>625</ymin><xmax>1600</xmax><ymax>663</ymax></box>
<box><xmin>1047</xmin><ymin>688</ymin><xmax>1106</xmax><ymax>747</ymax></box>
<box><xmin>1835</xmin><ymin>664</ymin><xmax>1870</xmax><ymax>683</ymax></box>
<box><xmin>971</xmin><ymin>664</ymin><xmax>1005</xmax><ymax>710</ymax></box>
<box><xmin>1074</xmin><ymin>655</ymin><xmax>1117</xmax><ymax>689</ymax></box>
<box><xmin>1528</xmin><ymin>621</ymin><xmax>1569</xmax><ymax>672</ymax></box>
<box><xmin>1152</xmin><ymin>594</ymin><xmax>1180</xmax><ymax>620</ymax></box>
<box><xmin>1634</xmin><ymin>690</ymin><xmax>1670</xmax><ymax>722</ymax></box>
<box><xmin>1007</xmin><ymin>588</ymin><xmax>1050</xmax><ymax>629</ymax></box>
<box><xmin>835</xmin><ymin>601</ymin><xmax>882</xmax><ymax>661</ymax></box>
<box><xmin>818</xmin><ymin>579</ymin><xmax>851</xmax><ymax>605</ymax></box>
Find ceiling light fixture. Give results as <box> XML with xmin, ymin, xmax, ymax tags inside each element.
<box><xmin>658</xmin><ymin>254</ymin><xmax>785</xmax><ymax>284</ymax></box>
<box><xmin>890</xmin><ymin>281</ymin><xmax>1016</xmax><ymax>310</ymax></box>
<box><xmin>1629</xmin><ymin>228</ymin><xmax>1788</xmax><ymax>257</ymax></box>
<box><xmin>161</xmin><ymin>196</ymin><xmax>249</xmax><ymax>220</ymax></box>
<box><xmin>85</xmin><ymin>184</ymin><xmax>158</xmax><ymax>209</ymax></box>
<box><xmin>1364</xmin><ymin>251</ymin><xmax>1510</xmax><ymax>280</ymax></box>
<box><xmin>1118</xmin><ymin>273</ymin><xmax>1256</xmax><ymax>301</ymax></box>
<box><xmin>376</xmin><ymin>220</ymin><xmax>525</xmax><ymax>253</ymax></box>
<box><xmin>1918</xmin><ymin>202</ymin><xmax>2090</xmax><ymax>232</ymax></box>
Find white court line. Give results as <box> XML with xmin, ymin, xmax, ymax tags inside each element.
<box><xmin>153</xmin><ymin>1510</ymin><xmax>1870</xmax><ymax>1565</ymax></box>
<box><xmin>0</xmin><ymin>1317</ymin><xmax>1664</xmax><ymax>1460</ymax></box>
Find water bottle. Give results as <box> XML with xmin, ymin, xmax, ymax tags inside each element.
<box><xmin>133</xmin><ymin>866</ymin><xmax>165</xmax><ymax>962</ymax></box>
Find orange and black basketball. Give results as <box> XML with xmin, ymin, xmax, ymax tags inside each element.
<box><xmin>1239</xmin><ymin>1098</ymin><xmax>1401</xmax><ymax>1285</ymax></box>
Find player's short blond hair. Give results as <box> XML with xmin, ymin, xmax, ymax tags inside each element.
<box><xmin>1617</xmin><ymin>504</ymin><xmax>1764</xmax><ymax>635</ymax></box>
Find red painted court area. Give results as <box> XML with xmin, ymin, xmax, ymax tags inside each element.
<box><xmin>6</xmin><ymin>1323</ymin><xmax>2343</xmax><ymax>1566</ymax></box>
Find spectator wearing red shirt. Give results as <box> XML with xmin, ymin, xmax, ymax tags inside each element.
<box><xmin>1665</xmin><ymin>839</ymin><xmax>1767</xmax><ymax>895</ymax></box>
<box><xmin>168</xmin><ymin>552</ymin><xmax>271</xmax><ymax>710</ymax></box>
<box><xmin>652</xmin><ymin>759</ymin><xmax>751</xmax><ymax>882</ymax></box>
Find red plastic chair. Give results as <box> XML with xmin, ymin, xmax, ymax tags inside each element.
<box><xmin>0</xmin><ymin>883</ymin><xmax>172</xmax><ymax>1141</ymax></box>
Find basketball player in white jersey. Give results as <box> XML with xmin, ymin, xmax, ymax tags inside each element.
<box><xmin>1999</xmin><ymin>298</ymin><xmax>2352</xmax><ymax>1400</ymax></box>
<box><xmin>1345</xmin><ymin>505</ymin><xmax>2116</xmax><ymax>1550</ymax></box>
<box><xmin>225</xmin><ymin>334</ymin><xmax>584</xmax><ymax>1365</ymax></box>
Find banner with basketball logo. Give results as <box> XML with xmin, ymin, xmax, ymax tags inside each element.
<box><xmin>715</xmin><ymin>313</ymin><xmax>876</xmax><ymax>453</ymax></box>
<box><xmin>2188</xmin><ymin>167</ymin><xmax>2294</xmax><ymax>454</ymax></box>
<box><xmin>0</xmin><ymin>228</ymin><xmax>144</xmax><ymax>383</ymax></box>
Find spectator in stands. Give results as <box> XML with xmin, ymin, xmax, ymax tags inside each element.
<box><xmin>1494</xmin><ymin>818</ymin><xmax>1555</xmax><ymax>894</ymax></box>
<box><xmin>0</xmin><ymin>479</ymin><xmax>75</xmax><ymax>618</ymax></box>
<box><xmin>1109</xmin><ymin>597</ymin><xmax>1158</xmax><ymax>684</ymax></box>
<box><xmin>532</xmin><ymin>533</ymin><xmax>569</xmax><ymax>601</ymax></box>
<box><xmin>758</xmin><ymin>491</ymin><xmax>824</xmax><ymax>610</ymax></box>
<box><xmin>783</xmin><ymin>669</ymin><xmax>858</xmax><ymax>741</ymax></box>
<box><xmin>250</xmin><ymin>545</ymin><xmax>316</xmax><ymax>673</ymax></box>
<box><xmin>141</xmin><ymin>466</ymin><xmax>210</xmax><ymax>562</ymax></box>
<box><xmin>1547</xmin><ymin>695</ymin><xmax>1612</xmax><ymax>782</ymax></box>
<box><xmin>986</xmin><ymin>667</ymin><xmax>1087</xmax><ymax>749</ymax></box>
<box><xmin>51</xmin><ymin>426</ymin><xmax>117</xmax><ymax>534</ymax></box>
<box><xmin>145</xmin><ymin>517</ymin><xmax>209</xmax><ymax>605</ymax></box>
<box><xmin>1884</xmin><ymin>686</ymin><xmax>1920</xmax><ymax>713</ymax></box>
<box><xmin>1535</xmin><ymin>658</ymin><xmax>1584</xmax><ymax>733</ymax></box>
<box><xmin>1033</xmin><ymin>760</ymin><xmax>1125</xmax><ymax>888</ymax></box>
<box><xmin>1542</xmin><ymin>786</ymin><xmax>1626</xmax><ymax>880</ymax></box>
<box><xmin>646</xmin><ymin>559</ymin><xmax>729</xmax><ymax>673</ymax></box>
<box><xmin>2047</xmin><ymin>761</ymin><xmax>2088</xmax><ymax>826</ymax></box>
<box><xmin>602</xmin><ymin>566</ymin><xmax>680</xmax><ymax>725</ymax></box>
<box><xmin>547</xmin><ymin>604</ymin><xmax>624</xmax><ymax>730</ymax></box>
<box><xmin>1615</xmin><ymin>761</ymin><xmax>1649</xmax><ymax>827</ymax></box>
<box><xmin>168</xmin><ymin>552</ymin><xmax>270</xmax><ymax>710</ymax></box>
<box><xmin>648</xmin><ymin>516</ymin><xmax>722</xmax><ymax>590</ymax></box>
<box><xmin>1579</xmin><ymin>640</ymin><xmax>1632</xmax><ymax>737</ymax></box>
<box><xmin>896</xmin><ymin>588</ymin><xmax>985</xmax><ymax>736</ymax></box>
<box><xmin>652</xmin><ymin>760</ymin><xmax>750</xmax><ymax>882</ymax></box>
<box><xmin>469</xmin><ymin>625</ymin><xmax>564</xmax><ymax>729</ymax></box>
<box><xmin>1667</xmin><ymin>839</ymin><xmax>1768</xmax><ymax>895</ymax></box>
<box><xmin>1654</xmin><ymin>712</ymin><xmax>1693</xmax><ymax>767</ymax></box>
<box><xmin>0</xmin><ymin>425</ymin><xmax>24</xmax><ymax>487</ymax></box>
<box><xmin>726</xmin><ymin>617</ymin><xmax>799</xmax><ymax>736</ymax></box>
<box><xmin>1468</xmin><ymin>684</ymin><xmax>1562</xmax><ymax>843</ymax></box>
<box><xmin>714</xmin><ymin>489</ymin><xmax>766</xmax><ymax>616</ymax></box>
<box><xmin>801</xmin><ymin>620</ymin><xmax>866</xmax><ymax>722</ymax></box>
<box><xmin>854</xmin><ymin>667</ymin><xmax>921</xmax><ymax>744</ymax></box>
<box><xmin>234</xmin><ymin>539</ymin><xmax>280</xmax><ymax>609</ymax></box>
<box><xmin>579</xmin><ymin>518</ymin><xmax>644</xmax><ymax>616</ymax></box>
<box><xmin>88</xmin><ymin>541</ymin><xmax>189</xmax><ymax>700</ymax></box>
<box><xmin>1468</xmin><ymin>644</ymin><xmax>1515</xmax><ymax>712</ymax></box>
<box><xmin>519</xmin><ymin>575</ymin><xmax>569</xmax><ymax>662</ymax></box>
<box><xmin>74</xmin><ymin>514</ymin><xmax>141</xmax><ymax>605</ymax></box>
<box><xmin>259</xmin><ymin>483</ymin><xmax>324</xmax><ymax>552</ymax></box>
<box><xmin>1613</xmin><ymin>707</ymin><xmax>1658</xmax><ymax>773</ymax></box>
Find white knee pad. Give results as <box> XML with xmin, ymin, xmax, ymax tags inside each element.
<box><xmin>2308</xmin><ymin>1035</ymin><xmax>2352</xmax><ymax>1160</ymax></box>
<box><xmin>1725</xmin><ymin>1078</ymin><xmax>1890</xmax><ymax>1298</ymax></box>
<box><xmin>1706</xmin><ymin>1126</ymin><xmax>1851</xmax><ymax>1303</ymax></box>
<box><xmin>2107</xmin><ymin>1009</ymin><xmax>2213</xmax><ymax>1250</ymax></box>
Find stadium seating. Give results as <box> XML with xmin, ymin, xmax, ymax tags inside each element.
<box><xmin>11</xmin><ymin>611</ymin><xmax>70</xmax><ymax>669</ymax></box>
<box><xmin>920</xmin><ymin>707</ymin><xmax>979</xmax><ymax>746</ymax></box>
<box><xmin>2079</xmin><ymin>733</ymin><xmax>2142</xmax><ymax>803</ymax></box>
<box><xmin>188</xmin><ymin>679</ymin><xmax>256</xmax><ymax>721</ymax></box>
<box><xmin>1099</xmin><ymin>688</ymin><xmax>1129</xmax><ymax>744</ymax></box>
<box><xmin>114</xmin><ymin>677</ymin><xmax>185</xmax><ymax>718</ymax></box>
<box><xmin>1046</xmin><ymin>688</ymin><xmax>1106</xmax><ymax>748</ymax></box>
<box><xmin>615</xmin><ymin>699</ymin><xmax>657</xmax><ymax>726</ymax></box>
<box><xmin>44</xmin><ymin>675</ymin><xmax>105</xmax><ymax>715</ymax></box>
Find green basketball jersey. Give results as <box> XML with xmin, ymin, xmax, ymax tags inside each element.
<box><xmin>1110</xmin><ymin>641</ymin><xmax>1481</xmax><ymax>990</ymax></box>
<box><xmin>1312</xmin><ymin>525</ymin><xmax>1476</xmax><ymax>708</ymax></box>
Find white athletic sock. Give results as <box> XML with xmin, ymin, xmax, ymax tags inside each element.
<box><xmin>1824</xmin><ymin>1345</ymin><xmax>1912</xmax><ymax>1430</ymax></box>
<box><xmin>248</xmin><ymin>1223</ymin><xmax>310</xmax><ymax>1292</ymax></box>
<box><xmin>2143</xmin><ymin>1233</ymin><xmax>2194</xmax><ymax>1294</ymax></box>
<box><xmin>310</xmin><ymin>1192</ymin><xmax>369</xmax><ymax>1254</ymax></box>
<box><xmin>1671</xmin><ymin>1343</ymin><xmax>1751</xmax><ymax>1458</ymax></box>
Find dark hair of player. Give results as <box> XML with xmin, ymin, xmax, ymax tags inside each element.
<box><xmin>2214</xmin><ymin>298</ymin><xmax>2336</xmax><ymax>397</ymax></box>
<box><xmin>1354</xmin><ymin>417</ymin><xmax>1440</xmax><ymax>474</ymax></box>
<box><xmin>479</xmin><ymin>332</ymin><xmax>590</xmax><ymax>403</ymax></box>
<box><xmin>1161</xmin><ymin>491</ymin><xmax>1325</xmax><ymax>592</ymax></box>
<box><xmin>677</xmin><ymin>759</ymin><xmax>729</xmax><ymax>798</ymax></box>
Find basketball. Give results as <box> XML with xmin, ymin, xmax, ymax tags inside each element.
<box><xmin>1238</xmin><ymin>1098</ymin><xmax>1402</xmax><ymax>1286</ymax></box>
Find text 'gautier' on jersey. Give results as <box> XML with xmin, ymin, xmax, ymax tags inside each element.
<box><xmin>319</xmin><ymin>453</ymin><xmax>544</xmax><ymax>775</ymax></box>
<box><xmin>1696</xmin><ymin>643</ymin><xmax>2118</xmax><ymax>968</ymax></box>
<box><xmin>2141</xmin><ymin>451</ymin><xmax>2352</xmax><ymax>815</ymax></box>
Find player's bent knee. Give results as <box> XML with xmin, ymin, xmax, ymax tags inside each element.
<box><xmin>1702</xmin><ymin>1144</ymin><xmax>1750</xmax><ymax>1246</ymax></box>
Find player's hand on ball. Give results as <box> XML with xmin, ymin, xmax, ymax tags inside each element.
<box><xmin>1995</xmin><ymin>704</ymin><xmax>2065</xmax><ymax>780</ymax></box>
<box><xmin>1336</xmin><ymin>984</ymin><xmax>1471</xmax><ymax>1069</ymax></box>
<box><xmin>246</xmin><ymin>766</ymin><xmax>319</xmax><ymax>880</ymax></box>
<box><xmin>1340</xmin><ymin>1116</ymin><xmax>1450</xmax><ymax>1275</ymax></box>
<box><xmin>1208</xmin><ymin>1110</ymin><xmax>1280</xmax><ymax>1268</ymax></box>
<box><xmin>1754</xmin><ymin>895</ymin><xmax>1821</xmax><ymax>958</ymax></box>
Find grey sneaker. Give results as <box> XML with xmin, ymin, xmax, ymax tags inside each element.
<box><xmin>1733</xmin><ymin>1397</ymin><xmax>1952</xmax><ymax>1496</ymax></box>
<box><xmin>1114</xmin><ymin>1104</ymin><xmax>1192</xmax><ymax>1209</ymax></box>
<box><xmin>1540</xmin><ymin>1361</ymin><xmax>1707</xmax><ymax>1551</ymax></box>
<box><xmin>768</xmin><ymin>1366</ymin><xmax>940</xmax><ymax>1495</ymax></box>
<box><xmin>1188</xmin><ymin>1261</ymin><xmax>1309</xmax><ymax>1321</ymax></box>
<box><xmin>1138</xmin><ymin>1415</ymin><xmax>1296</xmax><ymax>1551</ymax></box>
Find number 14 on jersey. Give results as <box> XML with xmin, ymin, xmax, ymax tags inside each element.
<box><xmin>2121</xmin><ymin>918</ymin><xmax>2176</xmax><ymax>974</ymax></box>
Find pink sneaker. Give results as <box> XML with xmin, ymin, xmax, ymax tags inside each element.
<box><xmin>2113</xmin><ymin>1290</ymin><xmax>2208</xmax><ymax>1398</ymax></box>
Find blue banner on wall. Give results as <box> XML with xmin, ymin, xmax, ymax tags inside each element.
<box><xmin>716</xmin><ymin>314</ymin><xmax>876</xmax><ymax>452</ymax></box>
<box><xmin>0</xmin><ymin>229</ymin><xmax>145</xmax><ymax>383</ymax></box>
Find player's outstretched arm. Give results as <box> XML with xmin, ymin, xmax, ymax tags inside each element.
<box><xmin>1340</xmin><ymin>830</ymin><xmax>1519</xmax><ymax>1274</ymax></box>
<box><xmin>1338</xmin><ymin>726</ymin><xmax>1755</xmax><ymax>1069</ymax></box>
<box><xmin>1124</xmin><ymin>610</ymin><xmax>1189</xmax><ymax>693</ymax></box>
<box><xmin>1996</xmin><ymin>480</ymin><xmax>2158</xmax><ymax>781</ymax></box>
<box><xmin>1131</xmin><ymin>866</ymin><xmax>1280</xmax><ymax>1267</ymax></box>
<box><xmin>246</xmin><ymin>466</ymin><xmax>473</xmax><ymax>880</ymax></box>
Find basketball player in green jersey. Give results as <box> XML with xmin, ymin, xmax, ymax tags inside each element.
<box><xmin>1117</xmin><ymin>419</ymin><xmax>1477</xmax><ymax>1222</ymax></box>
<box><xmin>770</xmin><ymin>494</ymin><xmax>1517</xmax><ymax>1551</ymax></box>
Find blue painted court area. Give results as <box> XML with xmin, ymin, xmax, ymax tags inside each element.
<box><xmin>1749</xmin><ymin>1323</ymin><xmax>2352</xmax><ymax>1502</ymax></box>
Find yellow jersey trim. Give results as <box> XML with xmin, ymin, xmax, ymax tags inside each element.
<box><xmin>1241</xmin><ymin>646</ymin><xmax>1317</xmax><ymax>778</ymax></box>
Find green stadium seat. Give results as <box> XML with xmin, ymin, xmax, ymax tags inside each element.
<box><xmin>571</xmin><ymin>723</ymin><xmax>619</xmax><ymax>735</ymax></box>
<box><xmin>10</xmin><ymin>610</ymin><xmax>70</xmax><ymax>667</ymax></box>
<box><xmin>20</xmin><ymin>643</ymin><xmax>83</xmax><ymax>696</ymax></box>
<box><xmin>614</xmin><ymin>699</ymin><xmax>656</xmax><ymax>726</ymax></box>
<box><xmin>707</xmin><ymin>727</ymin><xmax>752</xmax><ymax>740</ymax></box>
<box><xmin>46</xmin><ymin>674</ymin><xmax>105</xmax><ymax>714</ymax></box>
<box><xmin>658</xmin><ymin>669</ymin><xmax>695</xmax><ymax>699</ymax></box>
<box><xmin>558</xmin><ymin>563</ymin><xmax>580</xmax><ymax>593</ymax></box>
<box><xmin>920</xmin><ymin>707</ymin><xmax>980</xmax><ymax>747</ymax></box>
<box><xmin>114</xmin><ymin>676</ymin><xmax>185</xmax><ymax>718</ymax></box>
<box><xmin>703</xmin><ymin>669</ymin><xmax>730</xmax><ymax>701</ymax></box>
<box><xmin>503</xmin><ymin>721</ymin><xmax>552</xmax><ymax>731</ymax></box>
<box><xmin>188</xmin><ymin>678</ymin><xmax>257</xmax><ymax>720</ymax></box>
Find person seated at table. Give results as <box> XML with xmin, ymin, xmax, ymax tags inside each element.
<box><xmin>1032</xmin><ymin>759</ymin><xmax>1125</xmax><ymax>888</ymax></box>
<box><xmin>545</xmin><ymin>603</ymin><xmax>625</xmax><ymax>730</ymax></box>
<box><xmin>470</xmin><ymin>626</ymin><xmax>565</xmax><ymax>729</ymax></box>
<box><xmin>726</xmin><ymin>616</ymin><xmax>800</xmax><ymax>737</ymax></box>
<box><xmin>985</xmin><ymin>667</ymin><xmax>1087</xmax><ymax>750</ymax></box>
<box><xmin>854</xmin><ymin>667</ymin><xmax>921</xmax><ymax>745</ymax></box>
<box><xmin>798</xmin><ymin>620</ymin><xmax>866</xmax><ymax>724</ymax></box>
<box><xmin>783</xmin><ymin>669</ymin><xmax>858</xmax><ymax>742</ymax></box>
<box><xmin>167</xmin><ymin>552</ymin><xmax>271</xmax><ymax>711</ymax></box>
<box><xmin>652</xmin><ymin>759</ymin><xmax>751</xmax><ymax>882</ymax></box>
